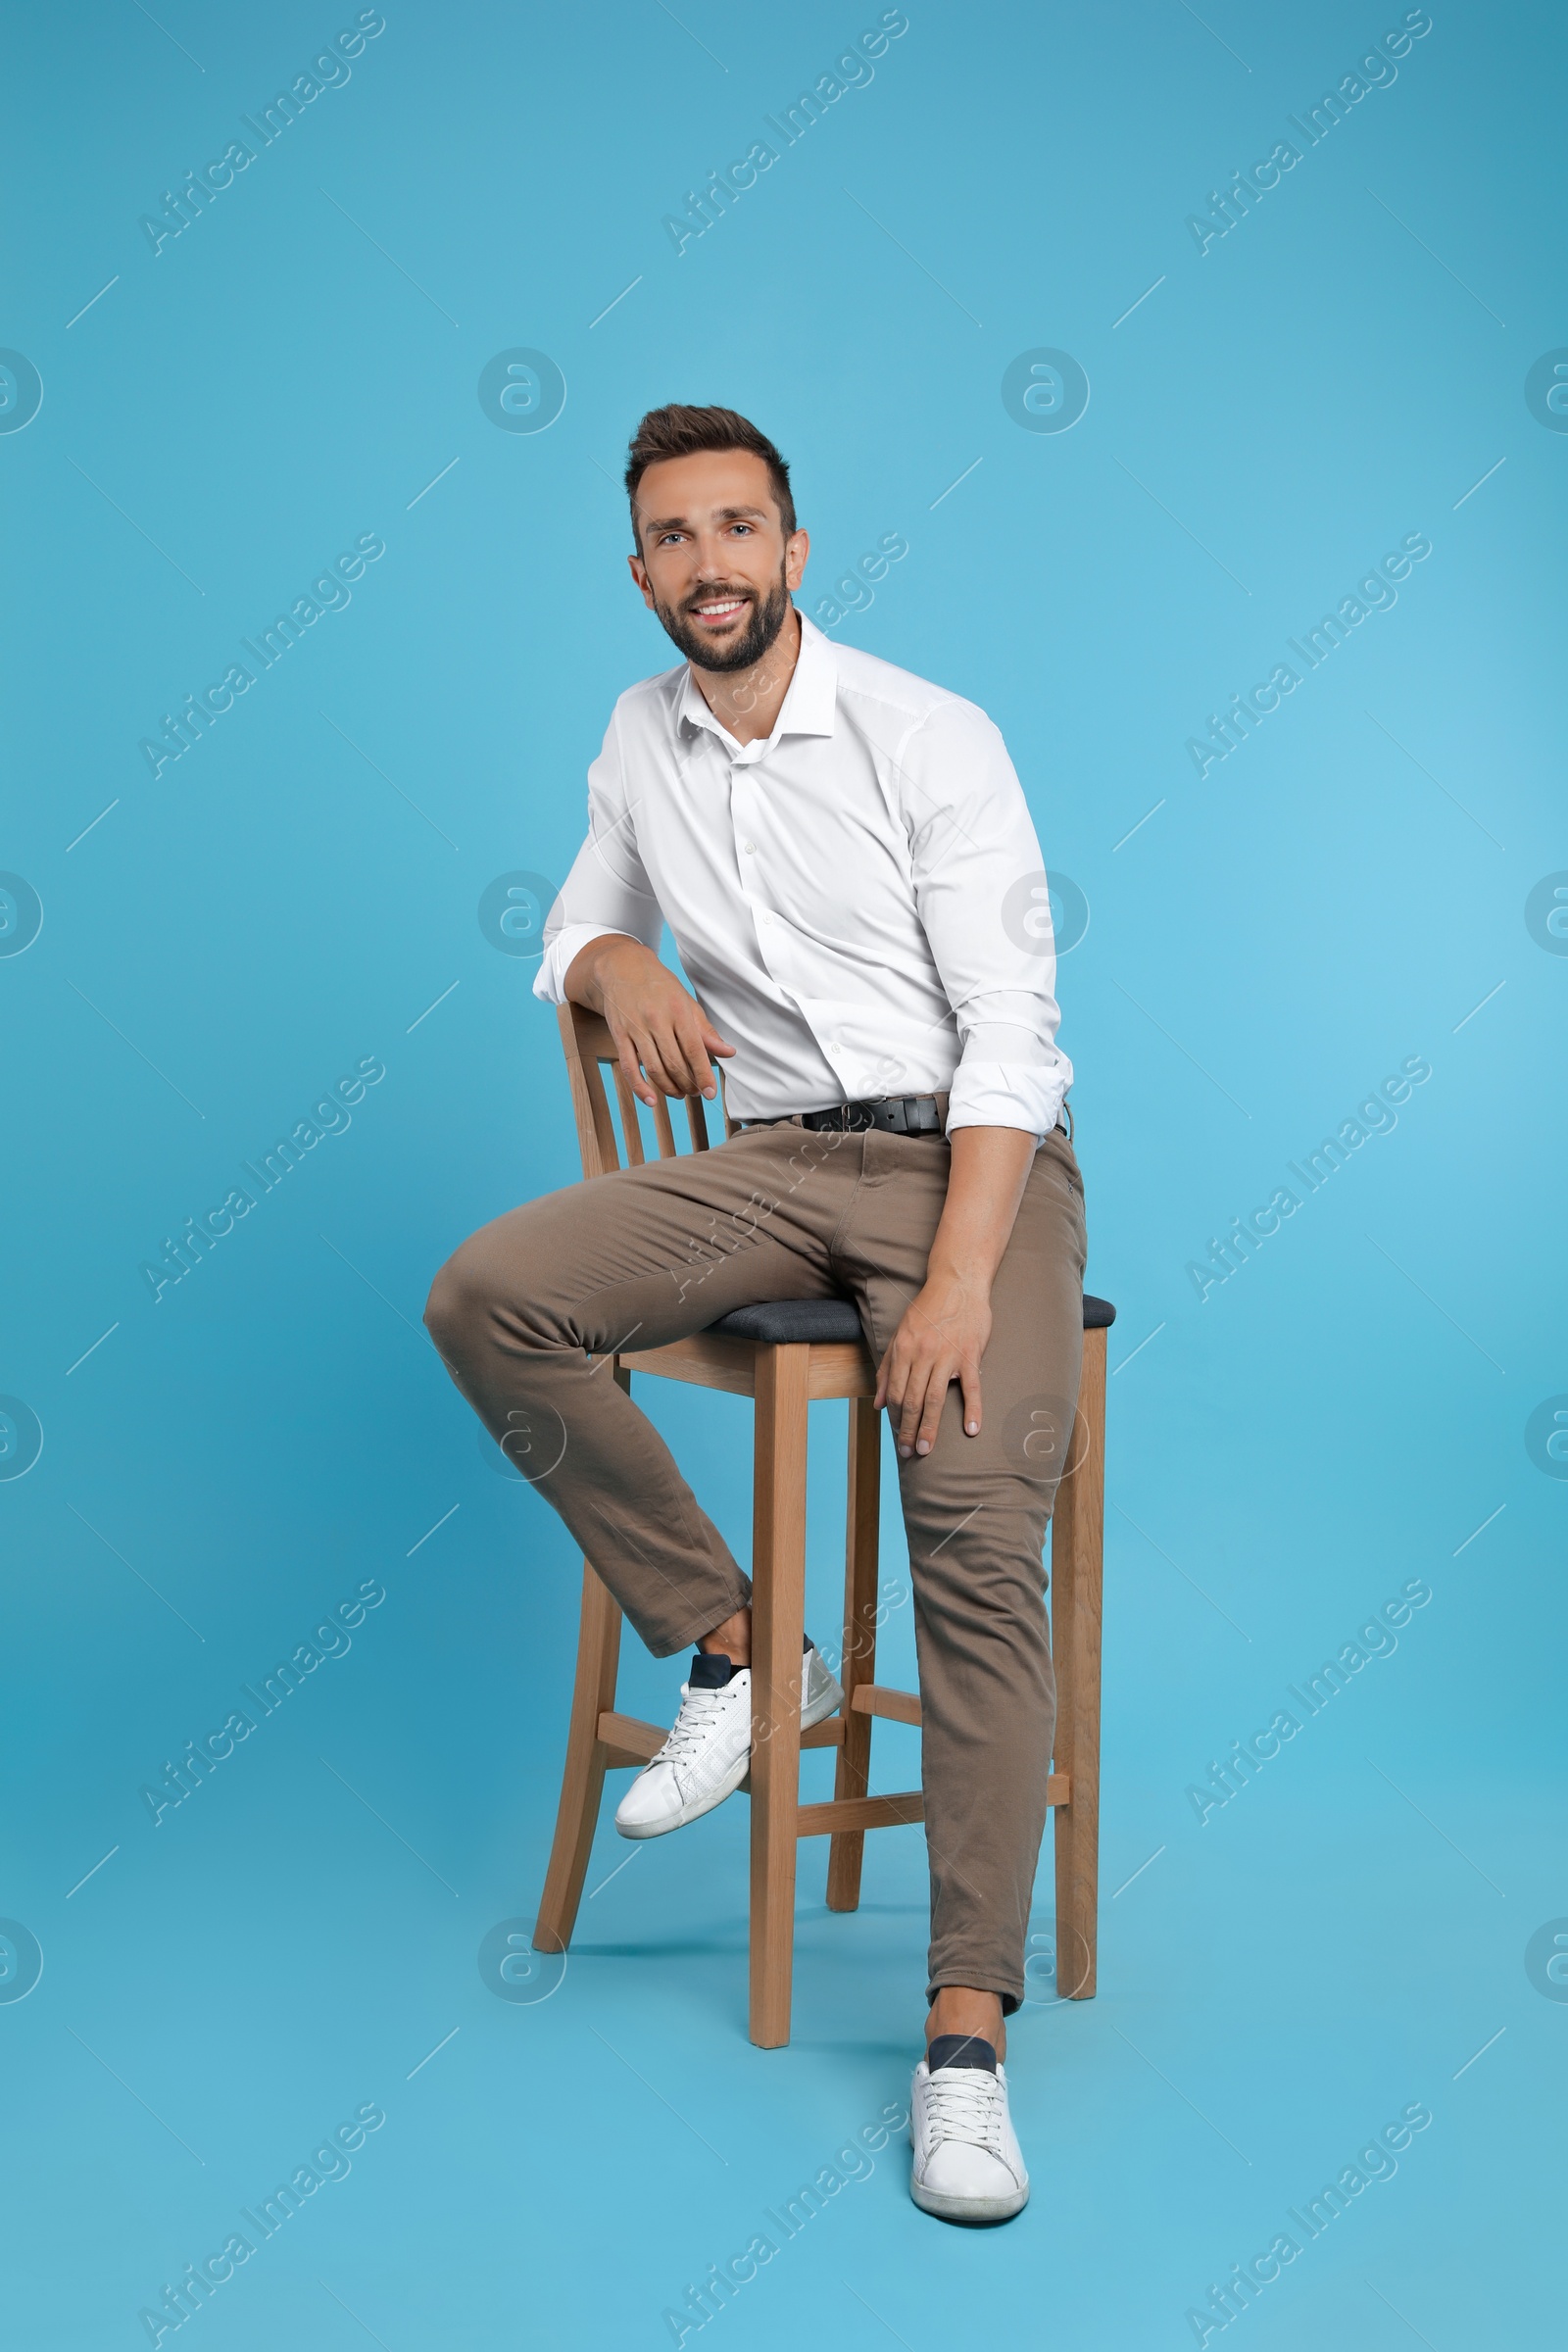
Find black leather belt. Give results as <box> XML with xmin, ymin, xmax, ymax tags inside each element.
<box><xmin>750</xmin><ymin>1095</ymin><xmax>948</xmax><ymax>1137</ymax></box>
<box><xmin>746</xmin><ymin>1097</ymin><xmax>1073</xmax><ymax>1142</ymax></box>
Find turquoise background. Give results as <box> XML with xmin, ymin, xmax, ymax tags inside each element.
<box><xmin>2</xmin><ymin>1</ymin><xmax>1563</xmax><ymax>2344</ymax></box>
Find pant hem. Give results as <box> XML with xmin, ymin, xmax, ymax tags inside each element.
<box><xmin>927</xmin><ymin>1978</ymin><xmax>1025</xmax><ymax>2019</ymax></box>
<box><xmin>645</xmin><ymin>1578</ymin><xmax>754</xmax><ymax>1661</ymax></box>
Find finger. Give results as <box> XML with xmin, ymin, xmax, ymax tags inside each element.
<box><xmin>880</xmin><ymin>1343</ymin><xmax>912</xmax><ymax>1428</ymax></box>
<box><xmin>617</xmin><ymin>1037</ymin><xmax>657</xmax><ymax>1108</ymax></box>
<box><xmin>670</xmin><ymin>1014</ymin><xmax>718</xmax><ymax>1099</ymax></box>
<box><xmin>694</xmin><ymin>1002</ymin><xmax>737</xmax><ymax>1061</ymax></box>
<box><xmin>681</xmin><ymin>1042</ymin><xmax>718</xmax><ymax>1100</ymax></box>
<box><xmin>658</xmin><ymin>1026</ymin><xmax>712</xmax><ymax>1099</ymax></box>
<box><xmin>643</xmin><ymin>1019</ymin><xmax>697</xmax><ymax>1095</ymax></box>
<box><xmin>897</xmin><ymin>1358</ymin><xmax>934</xmax><ymax>1456</ymax></box>
<box><xmin>913</xmin><ymin>1368</ymin><xmax>950</xmax><ymax>1457</ymax></box>
<box><xmin>657</xmin><ymin>1005</ymin><xmax>718</xmax><ymax>1100</ymax></box>
<box><xmin>648</xmin><ymin>1035</ymin><xmax>696</xmax><ymax>1098</ymax></box>
<box><xmin>630</xmin><ymin>1030</ymin><xmax>682</xmax><ymax>1101</ymax></box>
<box><xmin>958</xmin><ymin>1357</ymin><xmax>983</xmax><ymax>1439</ymax></box>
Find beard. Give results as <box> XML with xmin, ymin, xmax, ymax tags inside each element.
<box><xmin>652</xmin><ymin>564</ymin><xmax>792</xmax><ymax>673</ymax></box>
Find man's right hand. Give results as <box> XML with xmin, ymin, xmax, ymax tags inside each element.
<box><xmin>563</xmin><ymin>934</ymin><xmax>734</xmax><ymax>1107</ymax></box>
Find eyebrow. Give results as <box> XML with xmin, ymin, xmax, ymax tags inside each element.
<box><xmin>643</xmin><ymin>504</ymin><xmax>772</xmax><ymax>532</ymax></box>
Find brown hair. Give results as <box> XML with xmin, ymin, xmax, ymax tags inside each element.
<box><xmin>624</xmin><ymin>404</ymin><xmax>796</xmax><ymax>548</ymax></box>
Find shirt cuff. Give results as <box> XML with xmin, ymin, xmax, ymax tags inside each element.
<box><xmin>945</xmin><ymin>1059</ymin><xmax>1068</xmax><ymax>1142</ymax></box>
<box><xmin>532</xmin><ymin>924</ymin><xmax>634</xmax><ymax>1007</ymax></box>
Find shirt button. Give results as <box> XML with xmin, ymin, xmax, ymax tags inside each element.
<box><xmin>743</xmin><ymin>842</ymin><xmax>757</xmax><ymax>854</ymax></box>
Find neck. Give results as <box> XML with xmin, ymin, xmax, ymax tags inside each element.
<box><xmin>690</xmin><ymin>603</ymin><xmax>801</xmax><ymax>747</ymax></box>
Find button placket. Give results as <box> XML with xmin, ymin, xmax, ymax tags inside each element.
<box><xmin>732</xmin><ymin>772</ymin><xmax>771</xmax><ymax>942</ymax></box>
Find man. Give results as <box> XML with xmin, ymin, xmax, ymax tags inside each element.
<box><xmin>425</xmin><ymin>404</ymin><xmax>1086</xmax><ymax>2225</ymax></box>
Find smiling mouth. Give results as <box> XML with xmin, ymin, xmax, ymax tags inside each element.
<box><xmin>687</xmin><ymin>594</ymin><xmax>752</xmax><ymax>628</ymax></box>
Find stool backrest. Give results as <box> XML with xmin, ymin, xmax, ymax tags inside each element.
<box><xmin>558</xmin><ymin>1001</ymin><xmax>735</xmax><ymax>1179</ymax></box>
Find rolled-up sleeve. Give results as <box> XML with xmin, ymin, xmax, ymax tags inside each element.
<box><xmin>896</xmin><ymin>699</ymin><xmax>1072</xmax><ymax>1139</ymax></box>
<box><xmin>533</xmin><ymin>704</ymin><xmax>665</xmax><ymax>1007</ymax></box>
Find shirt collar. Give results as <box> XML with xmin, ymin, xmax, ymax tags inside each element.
<box><xmin>675</xmin><ymin>608</ymin><xmax>838</xmax><ymax>758</ymax></box>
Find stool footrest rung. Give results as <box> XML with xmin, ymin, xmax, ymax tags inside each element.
<box><xmin>597</xmin><ymin>1710</ymin><xmax>662</xmax><ymax>1766</ymax></box>
<box><xmin>851</xmin><ymin>1682</ymin><xmax>922</xmax><ymax>1727</ymax></box>
<box><xmin>798</xmin><ymin>1790</ymin><xmax>924</xmax><ymax>1838</ymax></box>
<box><xmin>799</xmin><ymin>1775</ymin><xmax>1070</xmax><ymax>1838</ymax></box>
<box><xmin>596</xmin><ymin>1713</ymin><xmax>1069</xmax><ymax>1811</ymax></box>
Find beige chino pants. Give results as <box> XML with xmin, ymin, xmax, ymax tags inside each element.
<box><xmin>424</xmin><ymin>1120</ymin><xmax>1087</xmax><ymax>2011</ymax></box>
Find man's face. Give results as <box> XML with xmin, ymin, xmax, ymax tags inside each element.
<box><xmin>628</xmin><ymin>450</ymin><xmax>808</xmax><ymax>672</ymax></box>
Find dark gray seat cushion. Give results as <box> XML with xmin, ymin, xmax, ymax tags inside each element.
<box><xmin>708</xmin><ymin>1298</ymin><xmax>864</xmax><ymax>1344</ymax></box>
<box><xmin>708</xmin><ymin>1293</ymin><xmax>1117</xmax><ymax>1343</ymax></box>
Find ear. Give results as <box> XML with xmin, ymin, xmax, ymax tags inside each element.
<box><xmin>627</xmin><ymin>552</ymin><xmax>656</xmax><ymax>608</ymax></box>
<box><xmin>785</xmin><ymin>527</ymin><xmax>809</xmax><ymax>592</ymax></box>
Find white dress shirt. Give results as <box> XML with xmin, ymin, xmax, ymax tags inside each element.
<box><xmin>534</xmin><ymin>612</ymin><xmax>1071</xmax><ymax>1138</ymax></box>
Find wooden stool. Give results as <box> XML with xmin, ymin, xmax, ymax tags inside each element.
<box><xmin>532</xmin><ymin>1003</ymin><xmax>1114</xmax><ymax>2045</ymax></box>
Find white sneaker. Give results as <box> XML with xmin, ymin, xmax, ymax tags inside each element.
<box><xmin>613</xmin><ymin>1641</ymin><xmax>843</xmax><ymax>1840</ymax></box>
<box><xmin>910</xmin><ymin>2045</ymin><xmax>1030</xmax><ymax>2223</ymax></box>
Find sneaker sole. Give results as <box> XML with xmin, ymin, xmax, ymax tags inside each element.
<box><xmin>613</xmin><ymin>1755</ymin><xmax>749</xmax><ymax>1838</ymax></box>
<box><xmin>615</xmin><ymin>1662</ymin><xmax>846</xmax><ymax>1838</ymax></box>
<box><xmin>910</xmin><ymin>2175</ymin><xmax>1030</xmax><ymax>2225</ymax></box>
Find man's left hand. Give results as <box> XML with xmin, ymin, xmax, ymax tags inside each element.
<box><xmin>875</xmin><ymin>1270</ymin><xmax>994</xmax><ymax>1460</ymax></box>
<box><xmin>871</xmin><ymin>1123</ymin><xmax>1039</xmax><ymax>1460</ymax></box>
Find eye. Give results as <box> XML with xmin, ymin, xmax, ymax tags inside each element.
<box><xmin>729</xmin><ymin>522</ymin><xmax>754</xmax><ymax>536</ymax></box>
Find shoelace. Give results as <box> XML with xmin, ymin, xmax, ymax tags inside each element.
<box><xmin>923</xmin><ymin>2067</ymin><xmax>1005</xmax><ymax>2154</ymax></box>
<box><xmin>656</xmin><ymin>1683</ymin><xmax>747</xmax><ymax>1775</ymax></box>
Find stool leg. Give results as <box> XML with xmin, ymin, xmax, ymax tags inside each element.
<box><xmin>750</xmin><ymin>1344</ymin><xmax>810</xmax><ymax>2048</ymax></box>
<box><xmin>534</xmin><ymin>1561</ymin><xmax>623</xmax><ymax>1952</ymax></box>
<box><xmin>827</xmin><ymin>1396</ymin><xmax>881</xmax><ymax>1913</ymax></box>
<box><xmin>1052</xmin><ymin>1326</ymin><xmax>1105</xmax><ymax>1998</ymax></box>
<box><xmin>534</xmin><ymin>1364</ymin><xmax>630</xmax><ymax>1955</ymax></box>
